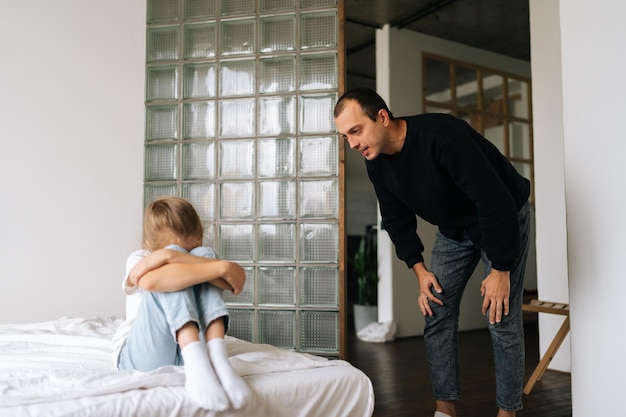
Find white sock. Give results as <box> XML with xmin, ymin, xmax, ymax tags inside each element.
<box><xmin>181</xmin><ymin>341</ymin><xmax>230</xmax><ymax>411</ymax></box>
<box><xmin>434</xmin><ymin>412</ymin><xmax>452</xmax><ymax>417</ymax></box>
<box><xmin>208</xmin><ymin>338</ymin><xmax>251</xmax><ymax>409</ymax></box>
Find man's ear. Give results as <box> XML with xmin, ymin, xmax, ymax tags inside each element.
<box><xmin>378</xmin><ymin>109</ymin><xmax>390</xmax><ymax>126</ymax></box>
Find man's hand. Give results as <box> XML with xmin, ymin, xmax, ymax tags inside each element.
<box><xmin>480</xmin><ymin>269</ymin><xmax>511</xmax><ymax>324</ymax></box>
<box><xmin>413</xmin><ymin>262</ymin><xmax>443</xmax><ymax>316</ymax></box>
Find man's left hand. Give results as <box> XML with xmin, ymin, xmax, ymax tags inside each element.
<box><xmin>480</xmin><ymin>269</ymin><xmax>510</xmax><ymax>324</ymax></box>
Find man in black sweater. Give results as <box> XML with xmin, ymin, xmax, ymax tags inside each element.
<box><xmin>334</xmin><ymin>87</ymin><xmax>530</xmax><ymax>417</ymax></box>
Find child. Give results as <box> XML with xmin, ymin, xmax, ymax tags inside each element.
<box><xmin>113</xmin><ymin>197</ymin><xmax>251</xmax><ymax>411</ymax></box>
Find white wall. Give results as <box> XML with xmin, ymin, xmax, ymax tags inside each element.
<box><xmin>375</xmin><ymin>27</ymin><xmax>533</xmax><ymax>337</ymax></box>
<box><xmin>529</xmin><ymin>0</ymin><xmax>571</xmax><ymax>373</ymax></box>
<box><xmin>0</xmin><ymin>1</ymin><xmax>146</xmax><ymax>323</ymax></box>
<box><xmin>557</xmin><ymin>2</ymin><xmax>626</xmax><ymax>415</ymax></box>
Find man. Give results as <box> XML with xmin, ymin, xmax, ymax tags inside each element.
<box><xmin>334</xmin><ymin>87</ymin><xmax>530</xmax><ymax>417</ymax></box>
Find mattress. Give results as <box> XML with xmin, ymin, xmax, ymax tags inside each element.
<box><xmin>0</xmin><ymin>316</ymin><xmax>374</xmax><ymax>417</ymax></box>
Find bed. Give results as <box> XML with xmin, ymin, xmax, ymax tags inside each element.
<box><xmin>0</xmin><ymin>316</ymin><xmax>374</xmax><ymax>417</ymax></box>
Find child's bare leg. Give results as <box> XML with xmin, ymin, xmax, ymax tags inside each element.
<box><xmin>205</xmin><ymin>318</ymin><xmax>251</xmax><ymax>409</ymax></box>
<box><xmin>178</xmin><ymin>321</ymin><xmax>229</xmax><ymax>410</ymax></box>
<box><xmin>177</xmin><ymin>321</ymin><xmax>201</xmax><ymax>347</ymax></box>
<box><xmin>205</xmin><ymin>317</ymin><xmax>226</xmax><ymax>340</ymax></box>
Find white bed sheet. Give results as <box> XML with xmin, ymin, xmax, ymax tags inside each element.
<box><xmin>0</xmin><ymin>317</ymin><xmax>374</xmax><ymax>417</ymax></box>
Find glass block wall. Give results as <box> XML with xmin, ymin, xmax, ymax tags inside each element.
<box><xmin>144</xmin><ymin>0</ymin><xmax>342</xmax><ymax>356</ymax></box>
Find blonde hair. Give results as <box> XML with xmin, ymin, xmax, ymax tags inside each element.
<box><xmin>142</xmin><ymin>197</ymin><xmax>203</xmax><ymax>251</ymax></box>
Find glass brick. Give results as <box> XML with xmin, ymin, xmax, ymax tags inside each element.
<box><xmin>221</xmin><ymin>0</ymin><xmax>255</xmax><ymax>15</ymax></box>
<box><xmin>259</xmin><ymin>56</ymin><xmax>296</xmax><ymax>94</ymax></box>
<box><xmin>147</xmin><ymin>0</ymin><xmax>179</xmax><ymax>24</ymax></box>
<box><xmin>299</xmin><ymin>179</ymin><xmax>338</xmax><ymax>219</ymax></box>
<box><xmin>184</xmin><ymin>22</ymin><xmax>217</xmax><ymax>59</ymax></box>
<box><xmin>219</xmin><ymin>99</ymin><xmax>255</xmax><ymax>138</ymax></box>
<box><xmin>184</xmin><ymin>0</ymin><xmax>217</xmax><ymax>19</ymax></box>
<box><xmin>145</xmin><ymin>144</ymin><xmax>177</xmax><ymax>181</ymax></box>
<box><xmin>144</xmin><ymin>184</ymin><xmax>177</xmax><ymax>208</ymax></box>
<box><xmin>183</xmin><ymin>101</ymin><xmax>216</xmax><ymax>139</ymax></box>
<box><xmin>260</xmin><ymin>0</ymin><xmax>295</xmax><ymax>12</ymax></box>
<box><xmin>300</xmin><ymin>53</ymin><xmax>337</xmax><ymax>91</ymax></box>
<box><xmin>220</xmin><ymin>59</ymin><xmax>256</xmax><ymax>97</ymax></box>
<box><xmin>300</xmin><ymin>11</ymin><xmax>337</xmax><ymax>50</ymax></box>
<box><xmin>299</xmin><ymin>93</ymin><xmax>337</xmax><ymax>134</ymax></box>
<box><xmin>258</xmin><ymin>266</ymin><xmax>295</xmax><ymax>305</ymax></box>
<box><xmin>182</xmin><ymin>183</ymin><xmax>216</xmax><ymax>220</ymax></box>
<box><xmin>257</xmin><ymin>138</ymin><xmax>295</xmax><ymax>178</ymax></box>
<box><xmin>260</xmin><ymin>15</ymin><xmax>295</xmax><ymax>53</ymax></box>
<box><xmin>258</xmin><ymin>180</ymin><xmax>296</xmax><ymax>219</ymax></box>
<box><xmin>143</xmin><ymin>0</ymin><xmax>342</xmax><ymax>356</ymax></box>
<box><xmin>258</xmin><ymin>95</ymin><xmax>296</xmax><ymax>136</ymax></box>
<box><xmin>219</xmin><ymin>139</ymin><xmax>255</xmax><ymax>179</ymax></box>
<box><xmin>202</xmin><ymin>222</ymin><xmax>216</xmax><ymax>248</ymax></box>
<box><xmin>259</xmin><ymin>310</ymin><xmax>295</xmax><ymax>349</ymax></box>
<box><xmin>146</xmin><ymin>105</ymin><xmax>178</xmax><ymax>141</ymax></box>
<box><xmin>258</xmin><ymin>223</ymin><xmax>296</xmax><ymax>262</ymax></box>
<box><xmin>219</xmin><ymin>224</ymin><xmax>254</xmax><ymax>261</ymax></box>
<box><xmin>299</xmin><ymin>266</ymin><xmax>338</xmax><ymax>307</ymax></box>
<box><xmin>220</xmin><ymin>182</ymin><xmax>254</xmax><ymax>219</ymax></box>
<box><xmin>224</xmin><ymin>266</ymin><xmax>255</xmax><ymax>305</ymax></box>
<box><xmin>183</xmin><ymin>63</ymin><xmax>216</xmax><ymax>99</ymax></box>
<box><xmin>300</xmin><ymin>223</ymin><xmax>338</xmax><ymax>263</ymax></box>
<box><xmin>300</xmin><ymin>311</ymin><xmax>339</xmax><ymax>352</ymax></box>
<box><xmin>227</xmin><ymin>309</ymin><xmax>255</xmax><ymax>342</ymax></box>
<box><xmin>146</xmin><ymin>66</ymin><xmax>178</xmax><ymax>102</ymax></box>
<box><xmin>298</xmin><ymin>136</ymin><xmax>338</xmax><ymax>176</ymax></box>
<box><xmin>221</xmin><ymin>18</ymin><xmax>255</xmax><ymax>56</ymax></box>
<box><xmin>300</xmin><ymin>0</ymin><xmax>337</xmax><ymax>7</ymax></box>
<box><xmin>182</xmin><ymin>142</ymin><xmax>215</xmax><ymax>180</ymax></box>
<box><xmin>146</xmin><ymin>26</ymin><xmax>180</xmax><ymax>62</ymax></box>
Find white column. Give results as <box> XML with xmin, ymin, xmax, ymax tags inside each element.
<box><xmin>529</xmin><ymin>0</ymin><xmax>571</xmax><ymax>372</ymax></box>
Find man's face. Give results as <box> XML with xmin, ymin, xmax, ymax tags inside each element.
<box><xmin>334</xmin><ymin>100</ymin><xmax>385</xmax><ymax>160</ymax></box>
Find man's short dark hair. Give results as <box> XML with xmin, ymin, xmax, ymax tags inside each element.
<box><xmin>334</xmin><ymin>87</ymin><xmax>394</xmax><ymax>121</ymax></box>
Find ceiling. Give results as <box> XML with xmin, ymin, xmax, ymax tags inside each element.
<box><xmin>344</xmin><ymin>0</ymin><xmax>530</xmax><ymax>84</ymax></box>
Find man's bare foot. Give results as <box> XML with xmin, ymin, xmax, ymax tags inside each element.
<box><xmin>496</xmin><ymin>409</ymin><xmax>515</xmax><ymax>417</ymax></box>
<box><xmin>435</xmin><ymin>400</ymin><xmax>456</xmax><ymax>417</ymax></box>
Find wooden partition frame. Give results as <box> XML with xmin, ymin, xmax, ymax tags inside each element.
<box><xmin>422</xmin><ymin>52</ymin><xmax>535</xmax><ymax>202</ymax></box>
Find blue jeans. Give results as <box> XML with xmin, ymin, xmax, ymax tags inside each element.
<box><xmin>424</xmin><ymin>202</ymin><xmax>530</xmax><ymax>411</ymax></box>
<box><xmin>118</xmin><ymin>245</ymin><xmax>229</xmax><ymax>372</ymax></box>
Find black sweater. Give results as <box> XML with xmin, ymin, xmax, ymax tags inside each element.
<box><xmin>366</xmin><ymin>113</ymin><xmax>530</xmax><ymax>271</ymax></box>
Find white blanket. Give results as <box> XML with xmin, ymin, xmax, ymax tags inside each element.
<box><xmin>0</xmin><ymin>317</ymin><xmax>373</xmax><ymax>417</ymax></box>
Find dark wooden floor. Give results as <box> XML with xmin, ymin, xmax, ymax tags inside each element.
<box><xmin>346</xmin><ymin>315</ymin><xmax>572</xmax><ymax>417</ymax></box>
